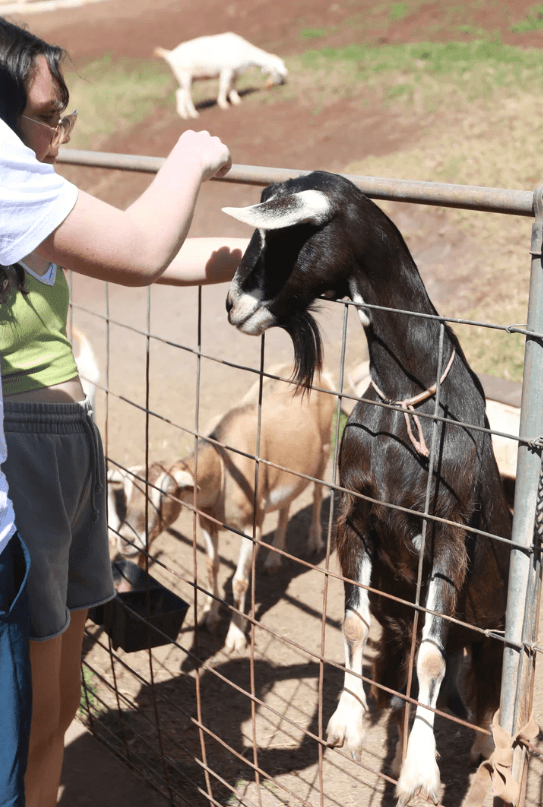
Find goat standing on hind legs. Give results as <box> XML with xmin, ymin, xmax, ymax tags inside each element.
<box><xmin>223</xmin><ymin>171</ymin><xmax>511</xmax><ymax>805</ymax></box>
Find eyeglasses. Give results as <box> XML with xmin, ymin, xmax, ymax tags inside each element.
<box><xmin>20</xmin><ymin>109</ymin><xmax>78</xmax><ymax>148</ymax></box>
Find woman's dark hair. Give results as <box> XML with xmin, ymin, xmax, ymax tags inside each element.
<box><xmin>0</xmin><ymin>18</ymin><xmax>68</xmax><ymax>300</ymax></box>
<box><xmin>0</xmin><ymin>16</ymin><xmax>69</xmax><ymax>137</ymax></box>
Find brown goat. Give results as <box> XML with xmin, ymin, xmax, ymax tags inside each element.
<box><xmin>107</xmin><ymin>366</ymin><xmax>335</xmax><ymax>653</ymax></box>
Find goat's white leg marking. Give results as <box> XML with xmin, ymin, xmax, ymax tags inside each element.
<box><xmin>224</xmin><ymin>525</ymin><xmax>262</xmax><ymax>654</ymax></box>
<box><xmin>396</xmin><ymin>579</ymin><xmax>445</xmax><ymax>806</ymax></box>
<box><xmin>308</xmin><ymin>480</ymin><xmax>324</xmax><ymax>553</ymax></box>
<box><xmin>326</xmin><ymin>554</ymin><xmax>371</xmax><ymax>760</ymax></box>
<box><xmin>200</xmin><ymin>525</ymin><xmax>221</xmax><ymax>631</ymax></box>
<box><xmin>263</xmin><ymin>506</ymin><xmax>289</xmax><ymax>574</ymax></box>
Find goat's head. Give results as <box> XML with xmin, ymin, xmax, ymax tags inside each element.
<box><xmin>107</xmin><ymin>463</ymin><xmax>183</xmax><ymax>560</ymax></box>
<box><xmin>224</xmin><ymin>171</ymin><xmax>392</xmax><ymax>387</ymax></box>
<box><xmin>262</xmin><ymin>56</ymin><xmax>288</xmax><ymax>88</ymax></box>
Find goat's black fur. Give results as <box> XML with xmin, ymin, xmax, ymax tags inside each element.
<box><xmin>226</xmin><ymin>171</ymin><xmax>511</xmax><ymax>800</ymax></box>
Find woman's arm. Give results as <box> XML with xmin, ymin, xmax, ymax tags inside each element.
<box><xmin>154</xmin><ymin>237</ymin><xmax>248</xmax><ymax>286</ymax></box>
<box><xmin>34</xmin><ymin>130</ymin><xmax>232</xmax><ymax>287</ymax></box>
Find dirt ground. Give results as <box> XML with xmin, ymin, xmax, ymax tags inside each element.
<box><xmin>9</xmin><ymin>1</ymin><xmax>543</xmax><ymax>805</ymax></box>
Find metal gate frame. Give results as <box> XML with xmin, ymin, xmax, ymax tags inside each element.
<box><xmin>58</xmin><ymin>147</ymin><xmax>543</xmax><ymax>806</ymax></box>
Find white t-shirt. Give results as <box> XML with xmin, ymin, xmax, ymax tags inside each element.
<box><xmin>0</xmin><ymin>119</ymin><xmax>78</xmax><ymax>553</ymax></box>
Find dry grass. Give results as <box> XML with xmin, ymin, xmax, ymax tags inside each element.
<box><xmin>343</xmin><ymin>72</ymin><xmax>543</xmax><ymax>381</ymax></box>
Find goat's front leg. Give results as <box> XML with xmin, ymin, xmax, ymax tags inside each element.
<box><xmin>263</xmin><ymin>505</ymin><xmax>290</xmax><ymax>574</ymax></box>
<box><xmin>326</xmin><ymin>551</ymin><xmax>371</xmax><ymax>760</ymax></box>
<box><xmin>395</xmin><ymin>562</ymin><xmax>460</xmax><ymax>806</ymax></box>
<box><xmin>224</xmin><ymin>523</ymin><xmax>262</xmax><ymax>654</ymax></box>
<box><xmin>175</xmin><ymin>71</ymin><xmax>199</xmax><ymax>119</ymax></box>
<box><xmin>228</xmin><ymin>87</ymin><xmax>242</xmax><ymax>105</ymax></box>
<box><xmin>307</xmin><ymin>480</ymin><xmax>325</xmax><ymax>554</ymax></box>
<box><xmin>217</xmin><ymin>68</ymin><xmax>236</xmax><ymax>110</ymax></box>
<box><xmin>200</xmin><ymin>523</ymin><xmax>221</xmax><ymax>631</ymax></box>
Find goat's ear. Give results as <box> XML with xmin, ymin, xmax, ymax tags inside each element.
<box><xmin>107</xmin><ymin>468</ymin><xmax>124</xmax><ymax>485</ymax></box>
<box><xmin>172</xmin><ymin>468</ymin><xmax>196</xmax><ymax>493</ymax></box>
<box><xmin>222</xmin><ymin>189</ymin><xmax>332</xmax><ymax>230</ymax></box>
<box><xmin>158</xmin><ymin>472</ymin><xmax>179</xmax><ymax>496</ymax></box>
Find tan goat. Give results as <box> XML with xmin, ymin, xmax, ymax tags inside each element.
<box><xmin>107</xmin><ymin>367</ymin><xmax>336</xmax><ymax>653</ymax></box>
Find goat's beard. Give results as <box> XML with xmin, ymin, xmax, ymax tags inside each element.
<box><xmin>282</xmin><ymin>308</ymin><xmax>323</xmax><ymax>390</ymax></box>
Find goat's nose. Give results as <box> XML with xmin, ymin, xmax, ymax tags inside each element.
<box><xmin>225</xmin><ymin>293</ymin><xmax>233</xmax><ymax>314</ymax></box>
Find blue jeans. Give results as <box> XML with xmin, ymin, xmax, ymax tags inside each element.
<box><xmin>0</xmin><ymin>532</ymin><xmax>31</xmax><ymax>807</ymax></box>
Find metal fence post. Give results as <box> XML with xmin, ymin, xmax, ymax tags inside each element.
<box><xmin>497</xmin><ymin>182</ymin><xmax>543</xmax><ymax>805</ymax></box>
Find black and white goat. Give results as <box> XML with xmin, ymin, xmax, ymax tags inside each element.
<box><xmin>222</xmin><ymin>171</ymin><xmax>511</xmax><ymax>805</ymax></box>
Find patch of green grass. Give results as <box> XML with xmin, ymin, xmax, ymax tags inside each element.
<box><xmin>331</xmin><ymin>409</ymin><xmax>349</xmax><ymax>461</ymax></box>
<box><xmin>65</xmin><ymin>55</ymin><xmax>176</xmax><ymax>149</ymax></box>
<box><xmin>390</xmin><ymin>3</ymin><xmax>412</xmax><ymax>21</ymax></box>
<box><xmin>301</xmin><ymin>27</ymin><xmax>328</xmax><ymax>39</ymax></box>
<box><xmin>300</xmin><ymin>38</ymin><xmax>543</xmax><ymax>85</ymax></box>
<box><xmin>454</xmin><ymin>321</ymin><xmax>526</xmax><ymax>383</ymax></box>
<box><xmin>79</xmin><ymin>664</ymin><xmax>102</xmax><ymax>719</ymax></box>
<box><xmin>512</xmin><ymin>3</ymin><xmax>543</xmax><ymax>33</ymax></box>
<box><xmin>456</xmin><ymin>24</ymin><xmax>490</xmax><ymax>36</ymax></box>
<box><xmin>385</xmin><ymin>82</ymin><xmax>414</xmax><ymax>101</ymax></box>
<box><xmin>225</xmin><ymin>779</ymin><xmax>247</xmax><ymax>806</ymax></box>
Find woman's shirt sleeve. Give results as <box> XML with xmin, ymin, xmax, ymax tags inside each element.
<box><xmin>0</xmin><ymin>119</ymin><xmax>78</xmax><ymax>266</ymax></box>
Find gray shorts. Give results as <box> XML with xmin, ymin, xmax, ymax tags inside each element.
<box><xmin>3</xmin><ymin>398</ymin><xmax>115</xmax><ymax>641</ymax></box>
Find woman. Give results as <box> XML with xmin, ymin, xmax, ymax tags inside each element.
<box><xmin>0</xmin><ymin>17</ymin><xmax>248</xmax><ymax>807</ymax></box>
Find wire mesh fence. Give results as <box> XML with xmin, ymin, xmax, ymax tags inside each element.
<box><xmin>59</xmin><ymin>149</ymin><xmax>543</xmax><ymax>807</ymax></box>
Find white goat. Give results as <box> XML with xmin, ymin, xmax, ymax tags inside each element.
<box><xmin>107</xmin><ymin>366</ymin><xmax>335</xmax><ymax>654</ymax></box>
<box><xmin>154</xmin><ymin>32</ymin><xmax>288</xmax><ymax>119</ymax></box>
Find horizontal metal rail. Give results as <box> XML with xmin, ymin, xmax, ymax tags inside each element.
<box><xmin>58</xmin><ymin>148</ymin><xmax>536</xmax><ymax>217</ymax></box>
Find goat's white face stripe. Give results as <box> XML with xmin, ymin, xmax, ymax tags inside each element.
<box><xmin>122</xmin><ymin>469</ymin><xmax>137</xmax><ymax>510</ymax></box>
<box><xmin>235</xmin><ymin>305</ymin><xmax>276</xmax><ymax>335</ymax></box>
<box><xmin>228</xmin><ymin>286</ymin><xmax>263</xmax><ymax>323</ymax></box>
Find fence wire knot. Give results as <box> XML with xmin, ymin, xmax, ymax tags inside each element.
<box><xmin>464</xmin><ymin>710</ymin><xmax>539</xmax><ymax>806</ymax></box>
<box><xmin>505</xmin><ymin>323</ymin><xmax>528</xmax><ymax>334</ymax></box>
<box><xmin>529</xmin><ymin>435</ymin><xmax>543</xmax><ymax>451</ymax></box>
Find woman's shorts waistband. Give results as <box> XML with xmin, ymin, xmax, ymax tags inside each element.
<box><xmin>4</xmin><ymin>398</ymin><xmax>93</xmax><ymax>434</ymax></box>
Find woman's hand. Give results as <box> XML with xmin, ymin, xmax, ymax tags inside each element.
<box><xmin>36</xmin><ymin>130</ymin><xmax>234</xmax><ymax>286</ymax></box>
<box><xmin>172</xmin><ymin>129</ymin><xmax>232</xmax><ymax>182</ymax></box>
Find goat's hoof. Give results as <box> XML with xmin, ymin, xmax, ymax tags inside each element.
<box><xmin>263</xmin><ymin>554</ymin><xmax>282</xmax><ymax>575</ymax></box>
<box><xmin>308</xmin><ymin>537</ymin><xmax>324</xmax><ymax>555</ymax></box>
<box><xmin>224</xmin><ymin>630</ymin><xmax>248</xmax><ymax>656</ymax></box>
<box><xmin>325</xmin><ymin>732</ymin><xmax>344</xmax><ymax>749</ymax></box>
<box><xmin>325</xmin><ymin>712</ymin><xmax>365</xmax><ymax>761</ymax></box>
<box><xmin>201</xmin><ymin>610</ymin><xmax>221</xmax><ymax>632</ymax></box>
<box><xmin>395</xmin><ymin>759</ymin><xmax>440</xmax><ymax>807</ymax></box>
